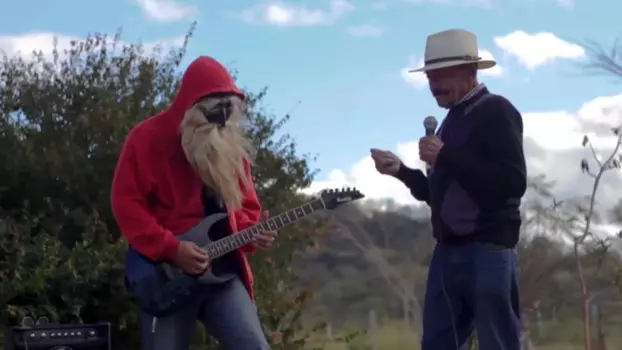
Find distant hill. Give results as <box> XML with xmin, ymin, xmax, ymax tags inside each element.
<box><xmin>295</xmin><ymin>203</ymin><xmax>434</xmax><ymax>325</ymax></box>
<box><xmin>293</xmin><ymin>200</ymin><xmax>622</xmax><ymax>328</ymax></box>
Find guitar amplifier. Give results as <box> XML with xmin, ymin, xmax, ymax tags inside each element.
<box><xmin>4</xmin><ymin>322</ymin><xmax>111</xmax><ymax>350</ymax></box>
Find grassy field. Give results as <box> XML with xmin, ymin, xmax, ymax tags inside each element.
<box><xmin>305</xmin><ymin>322</ymin><xmax>622</xmax><ymax>350</ymax></box>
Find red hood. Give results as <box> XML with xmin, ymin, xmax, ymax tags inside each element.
<box><xmin>166</xmin><ymin>56</ymin><xmax>243</xmax><ymax>120</ymax></box>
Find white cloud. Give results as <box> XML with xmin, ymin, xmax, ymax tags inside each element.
<box><xmin>0</xmin><ymin>32</ymin><xmax>185</xmax><ymax>60</ymax></box>
<box><xmin>239</xmin><ymin>0</ymin><xmax>354</xmax><ymax>27</ymax></box>
<box><xmin>400</xmin><ymin>56</ymin><xmax>427</xmax><ymax>89</ymax></box>
<box><xmin>347</xmin><ymin>24</ymin><xmax>384</xmax><ymax>38</ymax></box>
<box><xmin>134</xmin><ymin>0</ymin><xmax>196</xmax><ymax>23</ymax></box>
<box><xmin>308</xmin><ymin>94</ymin><xmax>622</xmax><ymax>212</ymax></box>
<box><xmin>401</xmin><ymin>49</ymin><xmax>504</xmax><ymax>89</ymax></box>
<box><xmin>494</xmin><ymin>31</ymin><xmax>585</xmax><ymax>70</ymax></box>
<box><xmin>306</xmin><ymin>140</ymin><xmax>429</xmax><ymax>206</ymax></box>
<box><xmin>0</xmin><ymin>33</ymin><xmax>80</xmax><ymax>58</ymax></box>
<box><xmin>522</xmin><ymin>95</ymin><xmax>622</xmax><ymax>197</ymax></box>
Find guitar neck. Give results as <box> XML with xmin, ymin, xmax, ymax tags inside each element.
<box><xmin>204</xmin><ymin>198</ymin><xmax>325</xmax><ymax>259</ymax></box>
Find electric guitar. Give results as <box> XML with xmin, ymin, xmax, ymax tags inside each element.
<box><xmin>124</xmin><ymin>187</ymin><xmax>364</xmax><ymax>317</ymax></box>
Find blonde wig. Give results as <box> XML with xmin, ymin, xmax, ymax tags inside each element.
<box><xmin>180</xmin><ymin>95</ymin><xmax>253</xmax><ymax>209</ymax></box>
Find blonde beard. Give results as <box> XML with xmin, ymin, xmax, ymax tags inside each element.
<box><xmin>180</xmin><ymin>96</ymin><xmax>253</xmax><ymax>210</ymax></box>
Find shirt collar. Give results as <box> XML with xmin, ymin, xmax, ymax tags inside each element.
<box><xmin>453</xmin><ymin>83</ymin><xmax>487</xmax><ymax>108</ymax></box>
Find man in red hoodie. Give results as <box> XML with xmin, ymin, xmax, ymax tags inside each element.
<box><xmin>111</xmin><ymin>56</ymin><xmax>276</xmax><ymax>350</ymax></box>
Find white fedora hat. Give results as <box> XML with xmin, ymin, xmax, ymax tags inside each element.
<box><xmin>409</xmin><ymin>29</ymin><xmax>496</xmax><ymax>73</ymax></box>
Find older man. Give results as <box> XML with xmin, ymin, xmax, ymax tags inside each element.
<box><xmin>111</xmin><ymin>56</ymin><xmax>275</xmax><ymax>350</ymax></box>
<box><xmin>371</xmin><ymin>29</ymin><xmax>526</xmax><ymax>350</ymax></box>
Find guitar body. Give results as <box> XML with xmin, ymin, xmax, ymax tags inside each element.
<box><xmin>124</xmin><ymin>213</ymin><xmax>235</xmax><ymax>317</ymax></box>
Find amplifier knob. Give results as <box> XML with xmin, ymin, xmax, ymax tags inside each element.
<box><xmin>41</xmin><ymin>332</ymin><xmax>47</xmax><ymax>337</ymax></box>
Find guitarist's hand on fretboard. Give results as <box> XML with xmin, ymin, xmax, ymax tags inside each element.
<box><xmin>251</xmin><ymin>211</ymin><xmax>278</xmax><ymax>250</ymax></box>
<box><xmin>172</xmin><ymin>241</ymin><xmax>210</xmax><ymax>275</ymax></box>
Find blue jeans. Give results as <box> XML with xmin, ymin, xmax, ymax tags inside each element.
<box><xmin>140</xmin><ymin>277</ymin><xmax>269</xmax><ymax>350</ymax></box>
<box><xmin>421</xmin><ymin>243</ymin><xmax>521</xmax><ymax>350</ymax></box>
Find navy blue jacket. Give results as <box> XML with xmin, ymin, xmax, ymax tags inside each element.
<box><xmin>396</xmin><ymin>87</ymin><xmax>526</xmax><ymax>248</ymax></box>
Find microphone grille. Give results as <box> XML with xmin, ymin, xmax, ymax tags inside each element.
<box><xmin>423</xmin><ymin>116</ymin><xmax>438</xmax><ymax>130</ymax></box>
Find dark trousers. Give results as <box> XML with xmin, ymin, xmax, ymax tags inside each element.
<box><xmin>139</xmin><ymin>277</ymin><xmax>269</xmax><ymax>350</ymax></box>
<box><xmin>421</xmin><ymin>242</ymin><xmax>521</xmax><ymax>350</ymax></box>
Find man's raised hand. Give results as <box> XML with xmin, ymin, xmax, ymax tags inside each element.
<box><xmin>370</xmin><ymin>148</ymin><xmax>401</xmax><ymax>176</ymax></box>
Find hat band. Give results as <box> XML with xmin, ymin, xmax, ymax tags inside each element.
<box><xmin>424</xmin><ymin>55</ymin><xmax>481</xmax><ymax>65</ymax></box>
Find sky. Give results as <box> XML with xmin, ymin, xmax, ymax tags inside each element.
<box><xmin>1</xmin><ymin>0</ymin><xmax>621</xmax><ymax>212</ymax></box>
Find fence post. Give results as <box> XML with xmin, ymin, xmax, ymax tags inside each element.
<box><xmin>402</xmin><ymin>296</ymin><xmax>410</xmax><ymax>326</ymax></box>
<box><xmin>369</xmin><ymin>309</ymin><xmax>379</xmax><ymax>350</ymax></box>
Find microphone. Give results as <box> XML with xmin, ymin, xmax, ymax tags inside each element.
<box><xmin>422</xmin><ymin>116</ymin><xmax>438</xmax><ymax>172</ymax></box>
<box><xmin>423</xmin><ymin>116</ymin><xmax>438</xmax><ymax>136</ymax></box>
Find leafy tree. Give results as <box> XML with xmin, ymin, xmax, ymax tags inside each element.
<box><xmin>0</xmin><ymin>25</ymin><xmax>322</xmax><ymax>349</ymax></box>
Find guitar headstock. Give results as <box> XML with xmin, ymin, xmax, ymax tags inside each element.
<box><xmin>319</xmin><ymin>187</ymin><xmax>365</xmax><ymax>210</ymax></box>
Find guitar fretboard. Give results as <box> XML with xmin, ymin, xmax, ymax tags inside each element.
<box><xmin>203</xmin><ymin>198</ymin><xmax>325</xmax><ymax>258</ymax></box>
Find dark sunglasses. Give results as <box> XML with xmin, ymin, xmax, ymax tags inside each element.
<box><xmin>196</xmin><ymin>100</ymin><xmax>233</xmax><ymax>128</ymax></box>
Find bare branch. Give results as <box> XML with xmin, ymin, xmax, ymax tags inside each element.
<box><xmin>579</xmin><ymin>38</ymin><xmax>622</xmax><ymax>80</ymax></box>
<box><xmin>588</xmin><ymin>141</ymin><xmax>603</xmax><ymax>168</ymax></box>
<box><xmin>579</xmin><ymin>132</ymin><xmax>622</xmax><ymax>243</ymax></box>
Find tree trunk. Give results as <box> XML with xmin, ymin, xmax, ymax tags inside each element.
<box><xmin>575</xmin><ymin>245</ymin><xmax>592</xmax><ymax>350</ymax></box>
<box><xmin>594</xmin><ymin>304</ymin><xmax>607</xmax><ymax>350</ymax></box>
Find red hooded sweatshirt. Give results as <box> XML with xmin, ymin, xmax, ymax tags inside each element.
<box><xmin>111</xmin><ymin>56</ymin><xmax>261</xmax><ymax>298</ymax></box>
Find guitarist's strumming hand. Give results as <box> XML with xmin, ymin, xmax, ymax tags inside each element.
<box><xmin>252</xmin><ymin>211</ymin><xmax>278</xmax><ymax>250</ymax></box>
<box><xmin>172</xmin><ymin>241</ymin><xmax>210</xmax><ymax>275</ymax></box>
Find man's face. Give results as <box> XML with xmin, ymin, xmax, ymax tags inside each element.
<box><xmin>426</xmin><ymin>65</ymin><xmax>473</xmax><ymax>109</ymax></box>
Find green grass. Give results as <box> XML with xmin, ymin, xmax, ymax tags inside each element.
<box><xmin>305</xmin><ymin>321</ymin><xmax>622</xmax><ymax>350</ymax></box>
